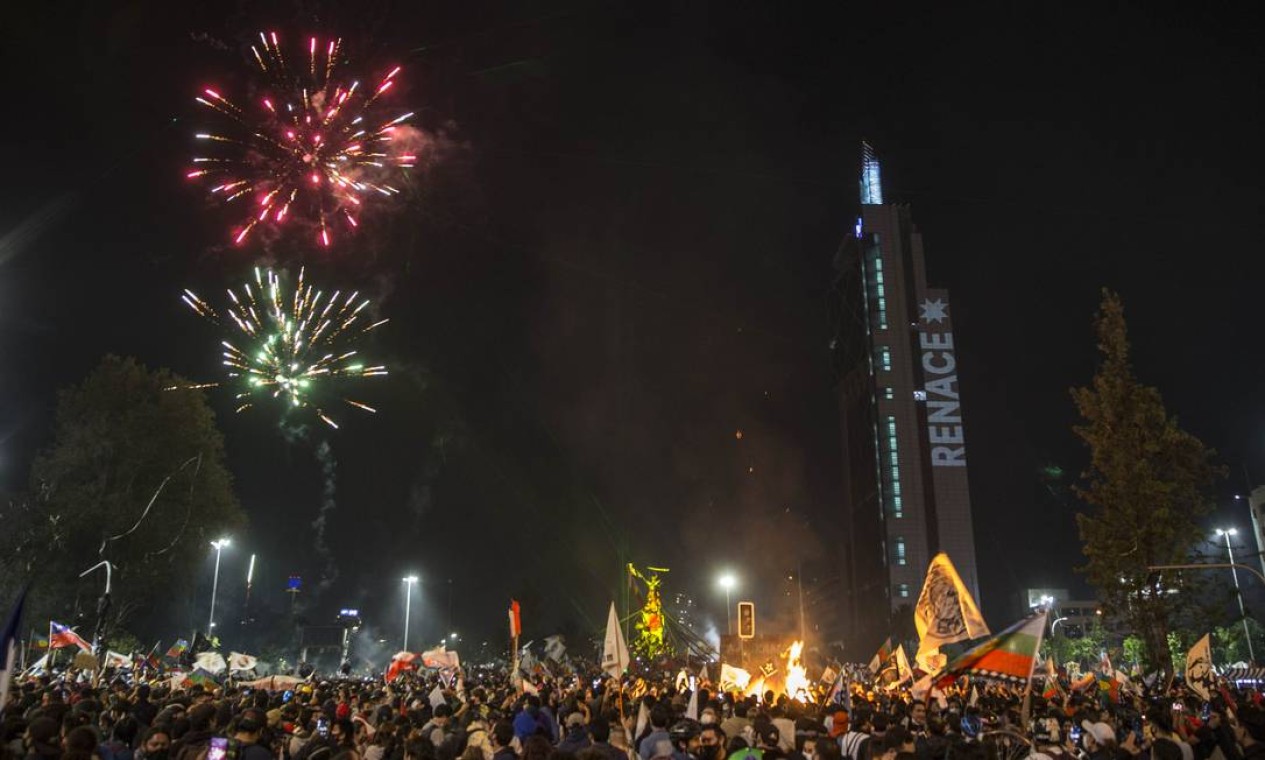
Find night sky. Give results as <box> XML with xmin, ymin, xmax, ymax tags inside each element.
<box><xmin>2</xmin><ymin>3</ymin><xmax>1263</xmax><ymax>654</ymax></box>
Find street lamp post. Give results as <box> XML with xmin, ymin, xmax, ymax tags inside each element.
<box><xmin>208</xmin><ymin>538</ymin><xmax>231</xmax><ymax>632</ymax></box>
<box><xmin>1216</xmin><ymin>528</ymin><xmax>1256</xmax><ymax>664</ymax></box>
<box><xmin>718</xmin><ymin>574</ymin><xmax>736</xmax><ymax>635</ymax></box>
<box><xmin>402</xmin><ymin>576</ymin><xmax>419</xmax><ymax>651</ymax></box>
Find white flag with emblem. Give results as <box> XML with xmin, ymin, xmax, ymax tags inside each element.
<box><xmin>1186</xmin><ymin>634</ymin><xmax>1214</xmax><ymax>701</ymax></box>
<box><xmin>601</xmin><ymin>602</ymin><xmax>629</xmax><ymax>677</ymax></box>
<box><xmin>915</xmin><ymin>553</ymin><xmax>989</xmax><ymax>660</ymax></box>
<box><xmin>194</xmin><ymin>651</ymin><xmax>226</xmax><ymax>674</ymax></box>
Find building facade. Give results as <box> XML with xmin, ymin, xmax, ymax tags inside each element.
<box><xmin>831</xmin><ymin>144</ymin><xmax>981</xmax><ymax>652</ymax></box>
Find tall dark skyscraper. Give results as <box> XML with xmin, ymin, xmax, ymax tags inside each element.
<box><xmin>830</xmin><ymin>144</ymin><xmax>980</xmax><ymax>651</ymax></box>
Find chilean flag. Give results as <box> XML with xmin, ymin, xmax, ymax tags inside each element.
<box><xmin>49</xmin><ymin>622</ymin><xmax>92</xmax><ymax>652</ymax></box>
<box><xmin>508</xmin><ymin>600</ymin><xmax>522</xmax><ymax>639</ymax></box>
<box><xmin>385</xmin><ymin>651</ymin><xmax>418</xmax><ymax>682</ymax></box>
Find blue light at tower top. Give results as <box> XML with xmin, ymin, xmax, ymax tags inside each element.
<box><xmin>861</xmin><ymin>141</ymin><xmax>883</xmax><ymax>205</ymax></box>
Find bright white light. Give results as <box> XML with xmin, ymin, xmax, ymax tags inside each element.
<box><xmin>718</xmin><ymin>574</ymin><xmax>737</xmax><ymax>590</ymax></box>
<box><xmin>1216</xmin><ymin>528</ymin><xmax>1238</xmax><ymax>537</ymax></box>
<box><xmin>211</xmin><ymin>538</ymin><xmax>231</xmax><ymax>549</ymax></box>
<box><xmin>403</xmin><ymin>575</ymin><xmax>419</xmax><ymax>584</ymax></box>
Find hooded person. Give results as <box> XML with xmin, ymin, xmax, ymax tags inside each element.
<box><xmin>559</xmin><ymin>713</ymin><xmax>593</xmax><ymax>755</ymax></box>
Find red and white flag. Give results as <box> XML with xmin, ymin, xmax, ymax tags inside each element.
<box><xmin>49</xmin><ymin>622</ymin><xmax>91</xmax><ymax>652</ymax></box>
<box><xmin>421</xmin><ymin>645</ymin><xmax>460</xmax><ymax>670</ymax></box>
<box><xmin>385</xmin><ymin>651</ymin><xmax>418</xmax><ymax>682</ymax></box>
<box><xmin>508</xmin><ymin>600</ymin><xmax>522</xmax><ymax>639</ymax></box>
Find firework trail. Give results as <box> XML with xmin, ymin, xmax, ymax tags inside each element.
<box><xmin>312</xmin><ymin>439</ymin><xmax>339</xmax><ymax>596</ymax></box>
<box><xmin>180</xmin><ymin>266</ymin><xmax>388</xmax><ymax>428</ymax></box>
<box><xmin>188</xmin><ymin>32</ymin><xmax>418</xmax><ymax>247</ymax></box>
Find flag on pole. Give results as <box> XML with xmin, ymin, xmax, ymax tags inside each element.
<box><xmin>931</xmin><ymin>609</ymin><xmax>1047</xmax><ymax>688</ymax></box>
<box><xmin>142</xmin><ymin>642</ymin><xmax>162</xmax><ymax>671</ymax></box>
<box><xmin>868</xmin><ymin>637</ymin><xmax>893</xmax><ymax>673</ymax></box>
<box><xmin>635</xmin><ymin>700</ymin><xmax>650</xmax><ymax>739</ymax></box>
<box><xmin>103</xmin><ymin>651</ymin><xmax>132</xmax><ymax>669</ymax></box>
<box><xmin>509</xmin><ymin>600</ymin><xmax>522</xmax><ymax>639</ymax></box>
<box><xmin>228</xmin><ymin>652</ymin><xmax>258</xmax><ymax>672</ymax></box>
<box><xmin>1099</xmin><ymin>649</ymin><xmax>1113</xmax><ymax>676</ymax></box>
<box><xmin>1</xmin><ymin>588</ymin><xmax>28</xmax><ymax>709</ymax></box>
<box><xmin>719</xmin><ymin>664</ymin><xmax>752</xmax><ymax>691</ymax></box>
<box><xmin>49</xmin><ymin>622</ymin><xmax>92</xmax><ymax>652</ymax></box>
<box><xmin>1186</xmin><ymin>634</ymin><xmax>1214</xmax><ymax>701</ymax></box>
<box><xmin>915</xmin><ymin>646</ymin><xmax>946</xmax><ymax>675</ymax></box>
<box><xmin>1042</xmin><ymin>658</ymin><xmax>1064</xmax><ymax>700</ymax></box>
<box><xmin>543</xmin><ymin>635</ymin><xmax>566</xmax><ymax>662</ymax></box>
<box><xmin>183</xmin><ymin>668</ymin><xmax>220</xmax><ymax>689</ymax></box>
<box><xmin>1071</xmin><ymin>672</ymin><xmax>1097</xmax><ymax>691</ymax></box>
<box><xmin>24</xmin><ymin>653</ymin><xmax>50</xmax><ymax>676</ymax></box>
<box><xmin>914</xmin><ymin>553</ymin><xmax>989</xmax><ymax>661</ymax></box>
<box><xmin>194</xmin><ymin>651</ymin><xmax>227</xmax><ymax>674</ymax></box>
<box><xmin>601</xmin><ymin>602</ymin><xmax>629</xmax><ymax>677</ymax></box>
<box><xmin>30</xmin><ymin>630</ymin><xmax>48</xmax><ymax>651</ymax></box>
<box><xmin>421</xmin><ymin>646</ymin><xmax>460</xmax><ymax>670</ymax></box>
<box><xmin>386</xmin><ymin>651</ymin><xmax>418</xmax><ymax>682</ymax></box>
<box><xmin>895</xmin><ymin>645</ymin><xmax>914</xmax><ymax>685</ymax></box>
<box><xmin>165</xmin><ymin>639</ymin><xmax>189</xmax><ymax>659</ymax></box>
<box><xmin>826</xmin><ymin>669</ymin><xmax>846</xmax><ymax>705</ymax></box>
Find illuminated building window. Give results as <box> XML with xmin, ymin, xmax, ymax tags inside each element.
<box><xmin>913</xmin><ymin>390</ymin><xmax>927</xmax><ymax>401</ymax></box>
<box><xmin>872</xmin><ymin>257</ymin><xmax>888</xmax><ymax>329</ymax></box>
<box><xmin>884</xmin><ymin>387</ymin><xmax>894</xmax><ymax>400</ymax></box>
<box><xmin>897</xmin><ymin>583</ymin><xmax>910</xmax><ymax>598</ymax></box>
<box><xmin>885</xmin><ymin>416</ymin><xmax>902</xmax><ymax>518</ymax></box>
<box><xmin>894</xmin><ymin>537</ymin><xmax>907</xmax><ymax>565</ymax></box>
<box><xmin>878</xmin><ymin>346</ymin><xmax>891</xmax><ymax>371</ymax></box>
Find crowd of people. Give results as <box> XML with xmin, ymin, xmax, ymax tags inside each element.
<box><xmin>3</xmin><ymin>665</ymin><xmax>1264</xmax><ymax>760</ymax></box>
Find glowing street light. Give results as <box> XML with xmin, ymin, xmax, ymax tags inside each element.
<box><xmin>718</xmin><ymin>574</ymin><xmax>737</xmax><ymax>635</ymax></box>
<box><xmin>1215</xmin><ymin>528</ymin><xmax>1255</xmax><ymax>663</ymax></box>
<box><xmin>402</xmin><ymin>576</ymin><xmax>419</xmax><ymax>651</ymax></box>
<box><xmin>208</xmin><ymin>538</ymin><xmax>231</xmax><ymax>631</ymax></box>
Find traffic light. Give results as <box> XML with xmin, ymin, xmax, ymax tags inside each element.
<box><xmin>737</xmin><ymin>601</ymin><xmax>756</xmax><ymax>639</ymax></box>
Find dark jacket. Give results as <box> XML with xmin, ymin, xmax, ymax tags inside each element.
<box><xmin>558</xmin><ymin>729</ymin><xmax>592</xmax><ymax>755</ymax></box>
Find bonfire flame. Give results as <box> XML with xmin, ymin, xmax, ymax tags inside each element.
<box><xmin>785</xmin><ymin>640</ymin><xmax>810</xmax><ymax>702</ymax></box>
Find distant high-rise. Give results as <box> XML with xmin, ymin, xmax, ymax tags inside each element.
<box><xmin>830</xmin><ymin>143</ymin><xmax>980</xmax><ymax>651</ymax></box>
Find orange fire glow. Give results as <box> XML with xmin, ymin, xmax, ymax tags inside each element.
<box><xmin>785</xmin><ymin>640</ymin><xmax>810</xmax><ymax>702</ymax></box>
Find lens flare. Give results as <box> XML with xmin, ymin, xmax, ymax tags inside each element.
<box><xmin>179</xmin><ymin>267</ymin><xmax>388</xmax><ymax>428</ymax></box>
<box><xmin>189</xmin><ymin>32</ymin><xmax>417</xmax><ymax>247</ymax></box>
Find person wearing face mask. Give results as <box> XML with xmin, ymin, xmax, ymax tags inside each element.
<box><xmin>698</xmin><ymin>725</ymin><xmax>727</xmax><ymax>760</ymax></box>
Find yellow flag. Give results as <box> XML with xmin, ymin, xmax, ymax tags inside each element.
<box><xmin>915</xmin><ymin>553</ymin><xmax>990</xmax><ymax>658</ymax></box>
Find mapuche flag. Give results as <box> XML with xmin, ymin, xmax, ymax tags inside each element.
<box><xmin>165</xmin><ymin>639</ymin><xmax>189</xmax><ymax>659</ymax></box>
<box><xmin>932</xmin><ymin>609</ymin><xmax>1047</xmax><ymax>688</ymax></box>
<box><xmin>868</xmin><ymin>637</ymin><xmax>893</xmax><ymax>674</ymax></box>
